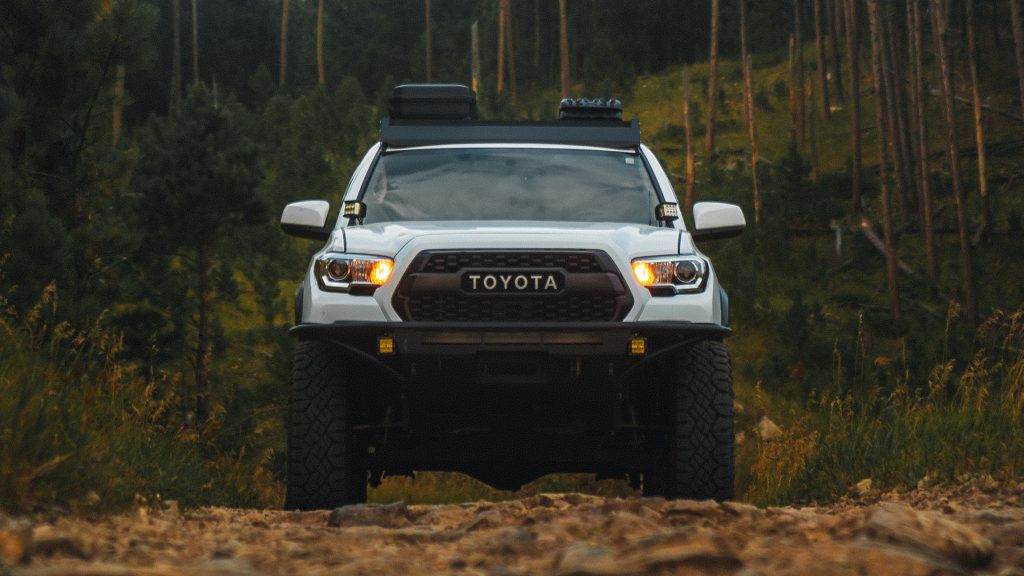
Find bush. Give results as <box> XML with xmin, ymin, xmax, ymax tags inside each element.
<box><xmin>740</xmin><ymin>306</ymin><xmax>1024</xmax><ymax>505</ymax></box>
<box><xmin>0</xmin><ymin>285</ymin><xmax>282</xmax><ymax>513</ymax></box>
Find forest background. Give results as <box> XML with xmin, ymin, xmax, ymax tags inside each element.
<box><xmin>2</xmin><ymin>0</ymin><xmax>1023</xmax><ymax>512</ymax></box>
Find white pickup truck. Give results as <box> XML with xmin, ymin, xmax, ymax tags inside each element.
<box><xmin>280</xmin><ymin>84</ymin><xmax>746</xmax><ymax>509</ymax></box>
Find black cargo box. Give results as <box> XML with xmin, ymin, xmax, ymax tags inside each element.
<box><xmin>388</xmin><ymin>84</ymin><xmax>478</xmax><ymax>120</ymax></box>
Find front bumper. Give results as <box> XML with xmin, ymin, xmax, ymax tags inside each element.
<box><xmin>291</xmin><ymin>320</ymin><xmax>729</xmax><ymax>357</ymax></box>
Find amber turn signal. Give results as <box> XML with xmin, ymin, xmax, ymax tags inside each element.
<box><xmin>370</xmin><ymin>260</ymin><xmax>393</xmax><ymax>285</ymax></box>
<box><xmin>632</xmin><ymin>262</ymin><xmax>655</xmax><ymax>286</ymax></box>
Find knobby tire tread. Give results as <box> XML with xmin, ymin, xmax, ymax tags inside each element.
<box><xmin>670</xmin><ymin>340</ymin><xmax>735</xmax><ymax>501</ymax></box>
<box><xmin>284</xmin><ymin>340</ymin><xmax>366</xmax><ymax>510</ymax></box>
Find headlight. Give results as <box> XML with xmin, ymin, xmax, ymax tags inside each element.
<box><xmin>315</xmin><ymin>254</ymin><xmax>394</xmax><ymax>293</ymax></box>
<box><xmin>631</xmin><ymin>256</ymin><xmax>708</xmax><ymax>294</ymax></box>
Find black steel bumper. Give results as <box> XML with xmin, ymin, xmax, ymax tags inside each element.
<box><xmin>290</xmin><ymin>320</ymin><xmax>730</xmax><ymax>357</ymax></box>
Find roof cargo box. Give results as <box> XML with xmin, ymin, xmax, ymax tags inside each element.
<box><xmin>388</xmin><ymin>84</ymin><xmax>478</xmax><ymax>120</ymax></box>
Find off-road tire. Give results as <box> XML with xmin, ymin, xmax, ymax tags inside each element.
<box><xmin>284</xmin><ymin>340</ymin><xmax>367</xmax><ymax>510</ymax></box>
<box><xmin>667</xmin><ymin>340</ymin><xmax>734</xmax><ymax>500</ymax></box>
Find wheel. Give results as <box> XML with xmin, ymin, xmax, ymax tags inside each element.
<box><xmin>284</xmin><ymin>340</ymin><xmax>367</xmax><ymax>510</ymax></box>
<box><xmin>661</xmin><ymin>340</ymin><xmax>735</xmax><ymax>500</ymax></box>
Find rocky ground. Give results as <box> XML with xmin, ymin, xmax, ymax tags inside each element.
<box><xmin>3</xmin><ymin>483</ymin><xmax>1024</xmax><ymax>576</ymax></box>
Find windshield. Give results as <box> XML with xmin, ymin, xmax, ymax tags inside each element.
<box><xmin>359</xmin><ymin>147</ymin><xmax>661</xmax><ymax>225</ymax></box>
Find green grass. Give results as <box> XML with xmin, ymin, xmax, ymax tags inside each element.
<box><xmin>738</xmin><ymin>305</ymin><xmax>1024</xmax><ymax>505</ymax></box>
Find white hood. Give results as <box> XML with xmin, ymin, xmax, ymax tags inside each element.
<box><xmin>340</xmin><ymin>221</ymin><xmax>684</xmax><ymax>259</ymax></box>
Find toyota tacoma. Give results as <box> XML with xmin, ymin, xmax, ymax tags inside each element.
<box><xmin>280</xmin><ymin>84</ymin><xmax>746</xmax><ymax>509</ymax></box>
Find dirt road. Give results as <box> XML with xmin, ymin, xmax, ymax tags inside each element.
<box><xmin>4</xmin><ymin>483</ymin><xmax>1024</xmax><ymax>575</ymax></box>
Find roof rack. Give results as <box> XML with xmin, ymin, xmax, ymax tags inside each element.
<box><xmin>380</xmin><ymin>118</ymin><xmax>641</xmax><ymax>149</ymax></box>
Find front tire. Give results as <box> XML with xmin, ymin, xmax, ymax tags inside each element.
<box><xmin>284</xmin><ymin>340</ymin><xmax>367</xmax><ymax>510</ymax></box>
<box><xmin>652</xmin><ymin>340</ymin><xmax>735</xmax><ymax>500</ymax></box>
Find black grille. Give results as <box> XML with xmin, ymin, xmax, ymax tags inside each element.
<box><xmin>407</xmin><ymin>295</ymin><xmax>622</xmax><ymax>322</ymax></box>
<box><xmin>422</xmin><ymin>252</ymin><xmax>603</xmax><ymax>274</ymax></box>
<box><xmin>394</xmin><ymin>250</ymin><xmax>632</xmax><ymax>323</ymax></box>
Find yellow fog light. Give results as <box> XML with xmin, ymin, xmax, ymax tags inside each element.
<box><xmin>378</xmin><ymin>336</ymin><xmax>395</xmax><ymax>355</ymax></box>
<box><xmin>630</xmin><ymin>337</ymin><xmax>647</xmax><ymax>356</ymax></box>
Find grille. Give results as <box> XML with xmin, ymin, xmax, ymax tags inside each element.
<box><xmin>406</xmin><ymin>295</ymin><xmax>622</xmax><ymax>322</ymax></box>
<box><xmin>394</xmin><ymin>250</ymin><xmax>632</xmax><ymax>322</ymax></box>
<box><xmin>422</xmin><ymin>251</ymin><xmax>603</xmax><ymax>274</ymax></box>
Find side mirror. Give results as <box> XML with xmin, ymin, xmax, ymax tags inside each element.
<box><xmin>691</xmin><ymin>202</ymin><xmax>746</xmax><ymax>241</ymax></box>
<box><xmin>281</xmin><ymin>200</ymin><xmax>331</xmax><ymax>241</ymax></box>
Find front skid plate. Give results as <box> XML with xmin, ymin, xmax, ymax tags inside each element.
<box><xmin>291</xmin><ymin>320</ymin><xmax>729</xmax><ymax>356</ymax></box>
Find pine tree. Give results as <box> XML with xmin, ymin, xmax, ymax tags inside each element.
<box><xmin>908</xmin><ymin>0</ymin><xmax>938</xmax><ymax>279</ymax></box>
<box><xmin>868</xmin><ymin>0</ymin><xmax>900</xmax><ymax>320</ymax></box>
<box><xmin>813</xmin><ymin>0</ymin><xmax>831</xmax><ymax>120</ymax></box>
<box><xmin>966</xmin><ymin>0</ymin><xmax>992</xmax><ymax>236</ymax></box>
<box><xmin>682</xmin><ymin>70</ymin><xmax>696</xmax><ymax>213</ymax></box>
<box><xmin>931</xmin><ymin>0</ymin><xmax>979</xmax><ymax>324</ymax></box>
<box><xmin>1011</xmin><ymin>0</ymin><xmax>1024</xmax><ymax>119</ymax></box>
<box><xmin>706</xmin><ymin>0</ymin><xmax>721</xmax><ymax>152</ymax></box>
<box><xmin>845</xmin><ymin>0</ymin><xmax>862</xmax><ymax>213</ymax></box>
<box><xmin>170</xmin><ymin>0</ymin><xmax>182</xmax><ymax>110</ymax></box>
<box><xmin>828</xmin><ymin>0</ymin><xmax>845</xmax><ymax>100</ymax></box>
<box><xmin>794</xmin><ymin>0</ymin><xmax>806</xmax><ymax>145</ymax></box>
<box><xmin>425</xmin><ymin>0</ymin><xmax>432</xmax><ymax>82</ymax></box>
<box><xmin>133</xmin><ymin>85</ymin><xmax>266</xmax><ymax>421</ymax></box>
<box><xmin>317</xmin><ymin>0</ymin><xmax>325</xmax><ymax>84</ymax></box>
<box><xmin>191</xmin><ymin>0</ymin><xmax>199</xmax><ymax>85</ymax></box>
<box><xmin>279</xmin><ymin>0</ymin><xmax>290</xmax><ymax>86</ymax></box>
<box><xmin>559</xmin><ymin>0</ymin><xmax>570</xmax><ymax>97</ymax></box>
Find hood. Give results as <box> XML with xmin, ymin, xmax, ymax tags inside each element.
<box><xmin>340</xmin><ymin>221</ymin><xmax>683</xmax><ymax>259</ymax></box>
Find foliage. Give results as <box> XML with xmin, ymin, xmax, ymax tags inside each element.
<box><xmin>740</xmin><ymin>306</ymin><xmax>1024</xmax><ymax>505</ymax></box>
<box><xmin>0</xmin><ymin>0</ymin><xmax>157</xmax><ymax>317</ymax></box>
<box><xmin>0</xmin><ymin>285</ymin><xmax>281</xmax><ymax>512</ymax></box>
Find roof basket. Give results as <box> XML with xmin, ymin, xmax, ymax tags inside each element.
<box><xmin>388</xmin><ymin>84</ymin><xmax>478</xmax><ymax>120</ymax></box>
<box><xmin>559</xmin><ymin>98</ymin><xmax>623</xmax><ymax>121</ymax></box>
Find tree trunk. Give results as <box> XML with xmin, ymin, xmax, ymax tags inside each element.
<box><xmin>195</xmin><ymin>242</ymin><xmax>211</xmax><ymax>423</ymax></box>
<box><xmin>993</xmin><ymin>0</ymin><xmax>1002</xmax><ymax>48</ymax></box>
<box><xmin>279</xmin><ymin>0</ymin><xmax>289</xmax><ymax>86</ymax></box>
<box><xmin>683</xmin><ymin>70</ymin><xmax>697</xmax><ymax>214</ymax></box>
<box><xmin>498</xmin><ymin>0</ymin><xmax>507</xmax><ymax>94</ymax></box>
<box><xmin>810</xmin><ymin>79</ymin><xmax>820</xmax><ymax>179</ymax></box>
<box><xmin>745</xmin><ymin>55</ymin><xmax>761</xmax><ymax>224</ymax></box>
<box><xmin>789</xmin><ymin>34</ymin><xmax>798</xmax><ymax>142</ymax></box>
<box><xmin>888</xmin><ymin>14</ymin><xmax>917</xmax><ymax>219</ymax></box>
<box><xmin>814</xmin><ymin>0</ymin><xmax>831</xmax><ymax>120</ymax></box>
<box><xmin>505</xmin><ymin>0</ymin><xmax>518</xmax><ymax>104</ymax></box>
<box><xmin>472</xmin><ymin>20</ymin><xmax>480</xmax><ymax>93</ymax></box>
<box><xmin>881</xmin><ymin>13</ymin><xmax>912</xmax><ymax>226</ymax></box>
<box><xmin>706</xmin><ymin>0</ymin><xmax>721</xmax><ymax>152</ymax></box>
<box><xmin>740</xmin><ymin>0</ymin><xmax>751</xmax><ymax>129</ymax></box>
<box><xmin>1012</xmin><ymin>0</ymin><xmax>1024</xmax><ymax>120</ymax></box>
<box><xmin>867</xmin><ymin>0</ymin><xmax>901</xmax><ymax>321</ymax></box>
<box><xmin>829</xmin><ymin>0</ymin><xmax>845</xmax><ymax>100</ymax></box>
<box><xmin>966</xmin><ymin>0</ymin><xmax>992</xmax><ymax>237</ymax></box>
<box><xmin>425</xmin><ymin>0</ymin><xmax>432</xmax><ymax>82</ymax></box>
<box><xmin>316</xmin><ymin>0</ymin><xmax>325</xmax><ymax>84</ymax></box>
<box><xmin>795</xmin><ymin>0</ymin><xmax>806</xmax><ymax>145</ymax></box>
<box><xmin>931</xmin><ymin>0</ymin><xmax>979</xmax><ymax>325</ymax></box>
<box><xmin>908</xmin><ymin>0</ymin><xmax>938</xmax><ymax>279</ymax></box>
<box><xmin>191</xmin><ymin>0</ymin><xmax>199</xmax><ymax>85</ymax></box>
<box><xmin>170</xmin><ymin>0</ymin><xmax>182</xmax><ymax>110</ymax></box>
<box><xmin>112</xmin><ymin>65</ymin><xmax>125</xmax><ymax>146</ymax></box>
<box><xmin>559</xmin><ymin>0</ymin><xmax>570</xmax><ymax>97</ymax></box>
<box><xmin>845</xmin><ymin>0</ymin><xmax>862</xmax><ymax>213</ymax></box>
<box><xmin>739</xmin><ymin>0</ymin><xmax>761</xmax><ymax>221</ymax></box>
<box><xmin>533</xmin><ymin>0</ymin><xmax>541</xmax><ymax>71</ymax></box>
